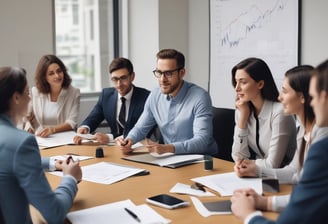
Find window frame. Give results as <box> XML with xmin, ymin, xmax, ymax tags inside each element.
<box><xmin>53</xmin><ymin>0</ymin><xmax>119</xmax><ymax>96</ymax></box>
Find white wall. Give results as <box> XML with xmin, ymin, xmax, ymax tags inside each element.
<box><xmin>1</xmin><ymin>0</ymin><xmax>328</xmax><ymax>120</ymax></box>
<box><xmin>126</xmin><ymin>0</ymin><xmax>209</xmax><ymax>91</ymax></box>
<box><xmin>188</xmin><ymin>0</ymin><xmax>210</xmax><ymax>90</ymax></box>
<box><xmin>123</xmin><ymin>0</ymin><xmax>159</xmax><ymax>91</ymax></box>
<box><xmin>301</xmin><ymin>0</ymin><xmax>328</xmax><ymax>65</ymax></box>
<box><xmin>0</xmin><ymin>0</ymin><xmax>54</xmax><ymax>86</ymax></box>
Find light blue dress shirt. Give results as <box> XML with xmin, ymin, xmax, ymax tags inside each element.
<box><xmin>127</xmin><ymin>81</ymin><xmax>218</xmax><ymax>155</ymax></box>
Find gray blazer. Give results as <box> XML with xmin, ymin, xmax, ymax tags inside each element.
<box><xmin>0</xmin><ymin>114</ymin><xmax>77</xmax><ymax>224</ymax></box>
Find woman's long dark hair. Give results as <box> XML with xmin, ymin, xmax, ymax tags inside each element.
<box><xmin>232</xmin><ymin>57</ymin><xmax>279</xmax><ymax>102</ymax></box>
<box><xmin>285</xmin><ymin>65</ymin><xmax>314</xmax><ymax>169</ymax></box>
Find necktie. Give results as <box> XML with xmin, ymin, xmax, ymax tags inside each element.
<box><xmin>118</xmin><ymin>97</ymin><xmax>126</xmax><ymax>134</ymax></box>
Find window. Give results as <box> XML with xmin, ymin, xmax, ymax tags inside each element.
<box><xmin>55</xmin><ymin>0</ymin><xmax>115</xmax><ymax>93</ymax></box>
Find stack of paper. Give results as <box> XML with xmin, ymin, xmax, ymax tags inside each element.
<box><xmin>191</xmin><ymin>172</ymin><xmax>262</xmax><ymax>196</ymax></box>
<box><xmin>122</xmin><ymin>154</ymin><xmax>204</xmax><ymax>168</ymax></box>
<box><xmin>67</xmin><ymin>199</ymin><xmax>170</xmax><ymax>224</ymax></box>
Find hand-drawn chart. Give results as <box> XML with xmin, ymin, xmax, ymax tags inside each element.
<box><xmin>209</xmin><ymin>0</ymin><xmax>299</xmax><ymax>108</ymax></box>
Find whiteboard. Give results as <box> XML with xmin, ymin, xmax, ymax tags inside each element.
<box><xmin>209</xmin><ymin>0</ymin><xmax>299</xmax><ymax>108</ymax></box>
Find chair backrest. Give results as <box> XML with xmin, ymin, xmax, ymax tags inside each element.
<box><xmin>212</xmin><ymin>107</ymin><xmax>235</xmax><ymax>162</ymax></box>
<box><xmin>0</xmin><ymin>207</ymin><xmax>4</xmax><ymax>224</ymax></box>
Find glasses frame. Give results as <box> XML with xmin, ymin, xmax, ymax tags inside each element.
<box><xmin>152</xmin><ymin>67</ymin><xmax>182</xmax><ymax>79</ymax></box>
<box><xmin>111</xmin><ymin>74</ymin><xmax>131</xmax><ymax>83</ymax></box>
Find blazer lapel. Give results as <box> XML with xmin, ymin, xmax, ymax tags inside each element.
<box><xmin>56</xmin><ymin>88</ymin><xmax>68</xmax><ymax>116</ymax></box>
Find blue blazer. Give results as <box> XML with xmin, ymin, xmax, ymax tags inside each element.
<box><xmin>0</xmin><ymin>114</ymin><xmax>77</xmax><ymax>224</ymax></box>
<box><xmin>81</xmin><ymin>86</ymin><xmax>150</xmax><ymax>137</ymax></box>
<box><xmin>249</xmin><ymin>137</ymin><xmax>328</xmax><ymax>224</ymax></box>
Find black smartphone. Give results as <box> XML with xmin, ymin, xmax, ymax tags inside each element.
<box><xmin>146</xmin><ymin>194</ymin><xmax>189</xmax><ymax>209</ymax></box>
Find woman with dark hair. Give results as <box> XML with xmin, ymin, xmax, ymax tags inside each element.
<box><xmin>0</xmin><ymin>67</ymin><xmax>81</xmax><ymax>223</ymax></box>
<box><xmin>231</xmin><ymin>60</ymin><xmax>328</xmax><ymax>224</ymax></box>
<box><xmin>231</xmin><ymin>58</ymin><xmax>297</xmax><ymax>169</ymax></box>
<box><xmin>233</xmin><ymin>65</ymin><xmax>328</xmax><ymax>212</ymax></box>
<box><xmin>25</xmin><ymin>54</ymin><xmax>80</xmax><ymax>137</ymax></box>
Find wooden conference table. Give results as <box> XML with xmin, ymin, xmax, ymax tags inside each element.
<box><xmin>40</xmin><ymin>143</ymin><xmax>292</xmax><ymax>224</ymax></box>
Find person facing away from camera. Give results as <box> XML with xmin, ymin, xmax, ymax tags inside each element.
<box><xmin>0</xmin><ymin>67</ymin><xmax>82</xmax><ymax>224</ymax></box>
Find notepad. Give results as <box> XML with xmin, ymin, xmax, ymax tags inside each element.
<box><xmin>122</xmin><ymin>153</ymin><xmax>204</xmax><ymax>168</ymax></box>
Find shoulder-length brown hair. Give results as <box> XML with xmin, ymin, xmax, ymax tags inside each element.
<box><xmin>35</xmin><ymin>55</ymin><xmax>72</xmax><ymax>93</ymax></box>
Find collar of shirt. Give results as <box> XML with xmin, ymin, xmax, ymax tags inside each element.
<box><xmin>118</xmin><ymin>86</ymin><xmax>134</xmax><ymax>102</ymax></box>
<box><xmin>257</xmin><ymin>99</ymin><xmax>274</xmax><ymax>120</ymax></box>
<box><xmin>165</xmin><ymin>81</ymin><xmax>187</xmax><ymax>101</ymax></box>
<box><xmin>116</xmin><ymin>86</ymin><xmax>134</xmax><ymax>119</ymax></box>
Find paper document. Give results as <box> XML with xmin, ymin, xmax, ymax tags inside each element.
<box><xmin>36</xmin><ymin>131</ymin><xmax>76</xmax><ymax>148</ymax></box>
<box><xmin>75</xmin><ymin>133</ymin><xmax>116</xmax><ymax>145</ymax></box>
<box><xmin>51</xmin><ymin>155</ymin><xmax>93</xmax><ymax>162</ymax></box>
<box><xmin>50</xmin><ymin>162</ymin><xmax>148</xmax><ymax>184</ymax></box>
<box><xmin>122</xmin><ymin>154</ymin><xmax>204</xmax><ymax>168</ymax></box>
<box><xmin>66</xmin><ymin>199</ymin><xmax>171</xmax><ymax>224</ymax></box>
<box><xmin>169</xmin><ymin>183</ymin><xmax>215</xmax><ymax>197</ymax></box>
<box><xmin>191</xmin><ymin>172</ymin><xmax>262</xmax><ymax>196</ymax></box>
<box><xmin>75</xmin><ymin>133</ymin><xmax>96</xmax><ymax>140</ymax></box>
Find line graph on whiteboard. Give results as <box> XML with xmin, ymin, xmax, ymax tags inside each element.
<box><xmin>220</xmin><ymin>0</ymin><xmax>289</xmax><ymax>48</ymax></box>
<box><xmin>209</xmin><ymin>0</ymin><xmax>299</xmax><ymax>108</ymax></box>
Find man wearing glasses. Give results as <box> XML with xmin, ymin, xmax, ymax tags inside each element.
<box><xmin>73</xmin><ymin>57</ymin><xmax>150</xmax><ymax>144</ymax></box>
<box><xmin>117</xmin><ymin>49</ymin><xmax>218</xmax><ymax>155</ymax></box>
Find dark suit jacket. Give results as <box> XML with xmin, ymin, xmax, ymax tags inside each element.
<box><xmin>249</xmin><ymin>137</ymin><xmax>328</xmax><ymax>224</ymax></box>
<box><xmin>81</xmin><ymin>86</ymin><xmax>150</xmax><ymax>138</ymax></box>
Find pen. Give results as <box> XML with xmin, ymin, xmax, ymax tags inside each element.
<box><xmin>66</xmin><ymin>152</ymin><xmax>80</xmax><ymax>156</ymax></box>
<box><xmin>66</xmin><ymin>156</ymin><xmax>74</xmax><ymax>164</ymax></box>
<box><xmin>124</xmin><ymin>207</ymin><xmax>141</xmax><ymax>223</ymax></box>
<box><xmin>191</xmin><ymin>182</ymin><xmax>206</xmax><ymax>192</ymax></box>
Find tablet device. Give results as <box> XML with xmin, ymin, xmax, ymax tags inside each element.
<box><xmin>203</xmin><ymin>200</ymin><xmax>232</xmax><ymax>213</ymax></box>
<box><xmin>146</xmin><ymin>194</ymin><xmax>189</xmax><ymax>209</ymax></box>
<box><xmin>262</xmin><ymin>178</ymin><xmax>280</xmax><ymax>193</ymax></box>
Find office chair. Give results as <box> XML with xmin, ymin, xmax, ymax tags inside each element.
<box><xmin>0</xmin><ymin>208</ymin><xmax>4</xmax><ymax>223</ymax></box>
<box><xmin>212</xmin><ymin>107</ymin><xmax>235</xmax><ymax>162</ymax></box>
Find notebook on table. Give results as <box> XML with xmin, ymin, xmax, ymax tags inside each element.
<box><xmin>122</xmin><ymin>153</ymin><xmax>204</xmax><ymax>168</ymax></box>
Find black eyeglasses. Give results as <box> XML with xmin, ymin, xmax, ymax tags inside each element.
<box><xmin>152</xmin><ymin>67</ymin><xmax>182</xmax><ymax>79</ymax></box>
<box><xmin>111</xmin><ymin>74</ymin><xmax>130</xmax><ymax>83</ymax></box>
